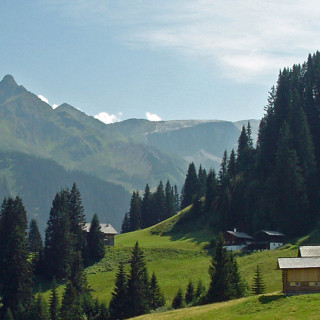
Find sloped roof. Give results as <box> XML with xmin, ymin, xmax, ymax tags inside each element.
<box><xmin>298</xmin><ymin>246</ymin><xmax>320</xmax><ymax>257</ymax></box>
<box><xmin>224</xmin><ymin>231</ymin><xmax>253</xmax><ymax>239</ymax></box>
<box><xmin>277</xmin><ymin>257</ymin><xmax>320</xmax><ymax>269</ymax></box>
<box><xmin>84</xmin><ymin>223</ymin><xmax>118</xmax><ymax>235</ymax></box>
<box><xmin>257</xmin><ymin>230</ymin><xmax>285</xmax><ymax>237</ymax></box>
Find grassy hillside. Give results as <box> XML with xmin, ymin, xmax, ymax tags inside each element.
<box><xmin>78</xmin><ymin>208</ymin><xmax>298</xmax><ymax>305</ymax></box>
<box><xmin>132</xmin><ymin>293</ymin><xmax>320</xmax><ymax>320</ymax></box>
<box><xmin>40</xmin><ymin>206</ymin><xmax>314</xmax><ymax>318</ymax></box>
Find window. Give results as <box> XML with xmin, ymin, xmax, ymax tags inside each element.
<box><xmin>289</xmin><ymin>282</ymin><xmax>300</xmax><ymax>286</ymax></box>
<box><xmin>309</xmin><ymin>282</ymin><xmax>320</xmax><ymax>286</ymax></box>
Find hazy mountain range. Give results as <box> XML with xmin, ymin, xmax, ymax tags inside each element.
<box><xmin>0</xmin><ymin>74</ymin><xmax>259</xmax><ymax>231</ymax></box>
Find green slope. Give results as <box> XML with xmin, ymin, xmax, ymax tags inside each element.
<box><xmin>132</xmin><ymin>293</ymin><xmax>320</xmax><ymax>320</ymax></box>
<box><xmin>77</xmin><ymin>208</ymin><xmax>298</xmax><ymax>305</ymax></box>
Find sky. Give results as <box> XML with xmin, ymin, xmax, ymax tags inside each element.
<box><xmin>1</xmin><ymin>1</ymin><xmax>320</xmax><ymax>124</ymax></box>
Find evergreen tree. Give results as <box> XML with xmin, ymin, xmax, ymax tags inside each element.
<box><xmin>59</xmin><ymin>280</ymin><xmax>83</xmax><ymax>320</ymax></box>
<box><xmin>141</xmin><ymin>184</ymin><xmax>152</xmax><ymax>229</ymax></box>
<box><xmin>87</xmin><ymin>214</ymin><xmax>105</xmax><ymax>263</ymax></box>
<box><xmin>49</xmin><ymin>279</ymin><xmax>60</xmax><ymax>320</ymax></box>
<box><xmin>68</xmin><ymin>183</ymin><xmax>86</xmax><ymax>261</ymax></box>
<box><xmin>149</xmin><ymin>272</ymin><xmax>165</xmax><ymax>310</ymax></box>
<box><xmin>121</xmin><ymin>212</ymin><xmax>130</xmax><ymax>234</ymax></box>
<box><xmin>173</xmin><ymin>185</ymin><xmax>180</xmax><ymax>214</ymax></box>
<box><xmin>185</xmin><ymin>281</ymin><xmax>194</xmax><ymax>305</ymax></box>
<box><xmin>27</xmin><ymin>219</ymin><xmax>43</xmax><ymax>253</ymax></box>
<box><xmin>251</xmin><ymin>264</ymin><xmax>266</xmax><ymax>295</ymax></box>
<box><xmin>126</xmin><ymin>242</ymin><xmax>150</xmax><ymax>318</ymax></box>
<box><xmin>29</xmin><ymin>294</ymin><xmax>49</xmax><ymax>320</ymax></box>
<box><xmin>60</xmin><ymin>251</ymin><xmax>91</xmax><ymax>320</ymax></box>
<box><xmin>227</xmin><ymin>149</ymin><xmax>237</xmax><ymax>178</ymax></box>
<box><xmin>181</xmin><ymin>162</ymin><xmax>198</xmax><ymax>209</ymax></box>
<box><xmin>152</xmin><ymin>181</ymin><xmax>166</xmax><ymax>223</ymax></box>
<box><xmin>204</xmin><ymin>168</ymin><xmax>217</xmax><ymax>212</ymax></box>
<box><xmin>164</xmin><ymin>180</ymin><xmax>176</xmax><ymax>220</ymax></box>
<box><xmin>206</xmin><ymin>234</ymin><xmax>245</xmax><ymax>302</ymax></box>
<box><xmin>128</xmin><ymin>191</ymin><xmax>142</xmax><ymax>231</ymax></box>
<box><xmin>109</xmin><ymin>261</ymin><xmax>127</xmax><ymax>320</ymax></box>
<box><xmin>270</xmin><ymin>122</ymin><xmax>308</xmax><ymax>235</ymax></box>
<box><xmin>0</xmin><ymin>197</ymin><xmax>33</xmax><ymax>317</ymax></box>
<box><xmin>44</xmin><ymin>189</ymin><xmax>73</xmax><ymax>279</ymax></box>
<box><xmin>197</xmin><ymin>165</ymin><xmax>207</xmax><ymax>198</ymax></box>
<box><xmin>27</xmin><ymin>218</ymin><xmax>44</xmax><ymax>274</ymax></box>
<box><xmin>195</xmin><ymin>280</ymin><xmax>206</xmax><ymax>300</ymax></box>
<box><xmin>171</xmin><ymin>288</ymin><xmax>183</xmax><ymax>309</ymax></box>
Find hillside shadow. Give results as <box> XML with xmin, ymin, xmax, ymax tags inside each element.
<box><xmin>258</xmin><ymin>294</ymin><xmax>284</xmax><ymax>304</ymax></box>
<box><xmin>163</xmin><ymin>213</ymin><xmax>215</xmax><ymax>247</ymax></box>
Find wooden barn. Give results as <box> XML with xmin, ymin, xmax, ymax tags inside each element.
<box><xmin>277</xmin><ymin>247</ymin><xmax>320</xmax><ymax>295</ymax></box>
<box><xmin>84</xmin><ymin>223</ymin><xmax>118</xmax><ymax>246</ymax></box>
<box><xmin>252</xmin><ymin>230</ymin><xmax>285</xmax><ymax>250</ymax></box>
<box><xmin>223</xmin><ymin>230</ymin><xmax>253</xmax><ymax>251</ymax></box>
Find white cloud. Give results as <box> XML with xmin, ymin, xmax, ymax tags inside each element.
<box><xmin>94</xmin><ymin>112</ymin><xmax>122</xmax><ymax>124</ymax></box>
<box><xmin>38</xmin><ymin>94</ymin><xmax>49</xmax><ymax>104</ymax></box>
<box><xmin>43</xmin><ymin>0</ymin><xmax>320</xmax><ymax>83</ymax></box>
<box><xmin>146</xmin><ymin>112</ymin><xmax>162</xmax><ymax>121</ymax></box>
<box><xmin>52</xmin><ymin>104</ymin><xmax>59</xmax><ymax>109</ymax></box>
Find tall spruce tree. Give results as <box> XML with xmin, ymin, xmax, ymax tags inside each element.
<box><xmin>28</xmin><ymin>219</ymin><xmax>43</xmax><ymax>253</ymax></box>
<box><xmin>149</xmin><ymin>272</ymin><xmax>165</xmax><ymax>310</ymax></box>
<box><xmin>126</xmin><ymin>242</ymin><xmax>150</xmax><ymax>318</ymax></box>
<box><xmin>128</xmin><ymin>191</ymin><xmax>142</xmax><ymax>231</ymax></box>
<box><xmin>171</xmin><ymin>288</ymin><xmax>183</xmax><ymax>309</ymax></box>
<box><xmin>141</xmin><ymin>184</ymin><xmax>152</xmax><ymax>229</ymax></box>
<box><xmin>87</xmin><ymin>214</ymin><xmax>105</xmax><ymax>263</ymax></box>
<box><xmin>164</xmin><ymin>180</ymin><xmax>176</xmax><ymax>220</ymax></box>
<box><xmin>49</xmin><ymin>279</ymin><xmax>60</xmax><ymax>320</ymax></box>
<box><xmin>181</xmin><ymin>162</ymin><xmax>198</xmax><ymax>209</ymax></box>
<box><xmin>109</xmin><ymin>261</ymin><xmax>128</xmax><ymax>320</ymax></box>
<box><xmin>121</xmin><ymin>212</ymin><xmax>130</xmax><ymax>233</ymax></box>
<box><xmin>44</xmin><ymin>189</ymin><xmax>73</xmax><ymax>280</ymax></box>
<box><xmin>185</xmin><ymin>281</ymin><xmax>194</xmax><ymax>305</ymax></box>
<box><xmin>206</xmin><ymin>234</ymin><xmax>245</xmax><ymax>302</ymax></box>
<box><xmin>0</xmin><ymin>197</ymin><xmax>33</xmax><ymax>318</ymax></box>
<box><xmin>68</xmin><ymin>183</ymin><xmax>86</xmax><ymax>260</ymax></box>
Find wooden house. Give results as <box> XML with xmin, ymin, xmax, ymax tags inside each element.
<box><xmin>84</xmin><ymin>223</ymin><xmax>118</xmax><ymax>246</ymax></box>
<box><xmin>298</xmin><ymin>246</ymin><xmax>320</xmax><ymax>257</ymax></box>
<box><xmin>223</xmin><ymin>230</ymin><xmax>253</xmax><ymax>251</ymax></box>
<box><xmin>277</xmin><ymin>257</ymin><xmax>320</xmax><ymax>295</ymax></box>
<box><xmin>252</xmin><ymin>230</ymin><xmax>285</xmax><ymax>250</ymax></box>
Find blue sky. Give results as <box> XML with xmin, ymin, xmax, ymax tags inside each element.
<box><xmin>1</xmin><ymin>1</ymin><xmax>320</xmax><ymax>123</ymax></box>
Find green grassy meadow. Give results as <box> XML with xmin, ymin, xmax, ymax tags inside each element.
<box><xmin>40</xmin><ymin>208</ymin><xmax>317</xmax><ymax>319</ymax></box>
<box><xmin>132</xmin><ymin>293</ymin><xmax>320</xmax><ymax>320</ymax></box>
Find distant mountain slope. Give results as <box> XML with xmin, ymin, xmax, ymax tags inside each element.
<box><xmin>0</xmin><ymin>75</ymin><xmax>187</xmax><ymax>190</ymax></box>
<box><xmin>110</xmin><ymin>118</ymin><xmax>260</xmax><ymax>170</ymax></box>
<box><xmin>0</xmin><ymin>151</ymin><xmax>130</xmax><ymax>232</ymax></box>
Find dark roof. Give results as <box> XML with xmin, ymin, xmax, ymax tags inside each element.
<box><xmin>298</xmin><ymin>246</ymin><xmax>320</xmax><ymax>258</ymax></box>
<box><xmin>277</xmin><ymin>257</ymin><xmax>320</xmax><ymax>269</ymax></box>
<box><xmin>224</xmin><ymin>231</ymin><xmax>253</xmax><ymax>239</ymax></box>
<box><xmin>84</xmin><ymin>223</ymin><xmax>118</xmax><ymax>235</ymax></box>
<box><xmin>256</xmin><ymin>230</ymin><xmax>285</xmax><ymax>236</ymax></box>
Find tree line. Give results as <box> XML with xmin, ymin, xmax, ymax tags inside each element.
<box><xmin>121</xmin><ymin>180</ymin><xmax>180</xmax><ymax>233</ymax></box>
<box><xmin>0</xmin><ymin>183</ymin><xmax>107</xmax><ymax>319</ymax></box>
<box><xmin>178</xmin><ymin>52</ymin><xmax>320</xmax><ymax>238</ymax></box>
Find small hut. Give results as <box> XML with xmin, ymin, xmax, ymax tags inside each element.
<box><xmin>277</xmin><ymin>249</ymin><xmax>320</xmax><ymax>295</ymax></box>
